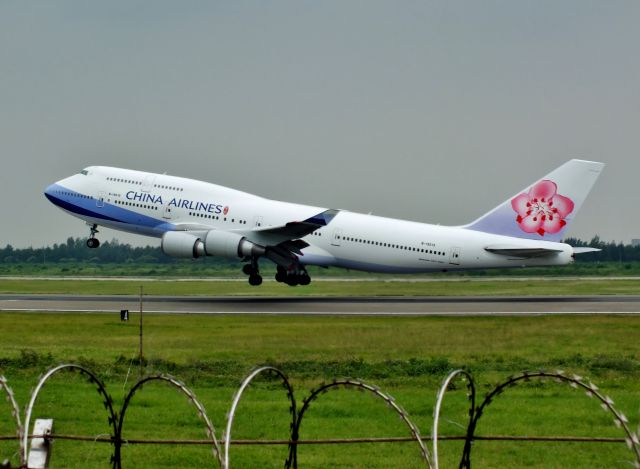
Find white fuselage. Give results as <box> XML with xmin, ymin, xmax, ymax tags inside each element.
<box><xmin>45</xmin><ymin>166</ymin><xmax>574</xmax><ymax>273</ymax></box>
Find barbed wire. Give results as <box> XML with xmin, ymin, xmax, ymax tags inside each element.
<box><xmin>432</xmin><ymin>369</ymin><xmax>475</xmax><ymax>469</ymax></box>
<box><xmin>1</xmin><ymin>365</ymin><xmax>638</xmax><ymax>468</ymax></box>
<box><xmin>117</xmin><ymin>374</ymin><xmax>220</xmax><ymax>469</ymax></box>
<box><xmin>1</xmin><ymin>433</ymin><xmax>631</xmax><ymax>444</ymax></box>
<box><xmin>460</xmin><ymin>370</ymin><xmax>640</xmax><ymax>468</ymax></box>
<box><xmin>223</xmin><ymin>366</ymin><xmax>295</xmax><ymax>469</ymax></box>
<box><xmin>21</xmin><ymin>364</ymin><xmax>117</xmax><ymax>468</ymax></box>
<box><xmin>0</xmin><ymin>376</ymin><xmax>24</xmax><ymax>468</ymax></box>
<box><xmin>289</xmin><ymin>378</ymin><xmax>431</xmax><ymax>468</ymax></box>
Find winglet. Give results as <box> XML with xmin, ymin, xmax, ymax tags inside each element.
<box><xmin>304</xmin><ymin>209</ymin><xmax>339</xmax><ymax>226</ymax></box>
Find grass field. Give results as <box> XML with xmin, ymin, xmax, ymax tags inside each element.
<box><xmin>2</xmin><ymin>260</ymin><xmax>640</xmax><ymax>278</ymax></box>
<box><xmin>1</xmin><ymin>312</ymin><xmax>639</xmax><ymax>468</ymax></box>
<box><xmin>1</xmin><ymin>277</ymin><xmax>640</xmax><ymax>296</ymax></box>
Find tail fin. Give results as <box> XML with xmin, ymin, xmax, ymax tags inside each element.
<box><xmin>464</xmin><ymin>159</ymin><xmax>604</xmax><ymax>241</ymax></box>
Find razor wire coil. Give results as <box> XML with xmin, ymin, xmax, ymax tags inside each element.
<box><xmin>1</xmin><ymin>365</ymin><xmax>638</xmax><ymax>469</ymax></box>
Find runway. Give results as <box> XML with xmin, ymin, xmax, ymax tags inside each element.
<box><xmin>1</xmin><ymin>294</ymin><xmax>639</xmax><ymax>315</ymax></box>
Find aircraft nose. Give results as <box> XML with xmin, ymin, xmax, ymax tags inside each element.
<box><xmin>44</xmin><ymin>183</ymin><xmax>58</xmax><ymax>203</ymax></box>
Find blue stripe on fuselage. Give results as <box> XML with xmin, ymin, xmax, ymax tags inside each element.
<box><xmin>44</xmin><ymin>184</ymin><xmax>175</xmax><ymax>232</ymax></box>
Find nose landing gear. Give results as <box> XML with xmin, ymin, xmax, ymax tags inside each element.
<box><xmin>86</xmin><ymin>224</ymin><xmax>100</xmax><ymax>249</ymax></box>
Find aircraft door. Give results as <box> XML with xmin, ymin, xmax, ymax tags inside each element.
<box><xmin>253</xmin><ymin>216</ymin><xmax>263</xmax><ymax>228</ymax></box>
<box><xmin>163</xmin><ymin>205</ymin><xmax>173</xmax><ymax>220</ymax></box>
<box><xmin>97</xmin><ymin>192</ymin><xmax>105</xmax><ymax>208</ymax></box>
<box><xmin>331</xmin><ymin>229</ymin><xmax>343</xmax><ymax>247</ymax></box>
<box><xmin>449</xmin><ymin>247</ymin><xmax>461</xmax><ymax>265</ymax></box>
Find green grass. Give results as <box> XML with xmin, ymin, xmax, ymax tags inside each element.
<box><xmin>1</xmin><ymin>277</ymin><xmax>640</xmax><ymax>296</ymax></box>
<box><xmin>3</xmin><ymin>260</ymin><xmax>640</xmax><ymax>278</ymax></box>
<box><xmin>0</xmin><ymin>313</ymin><xmax>639</xmax><ymax>467</ymax></box>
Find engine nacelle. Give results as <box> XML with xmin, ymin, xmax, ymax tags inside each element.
<box><xmin>204</xmin><ymin>230</ymin><xmax>265</xmax><ymax>258</ymax></box>
<box><xmin>161</xmin><ymin>230</ymin><xmax>265</xmax><ymax>260</ymax></box>
<box><xmin>161</xmin><ymin>231</ymin><xmax>205</xmax><ymax>258</ymax></box>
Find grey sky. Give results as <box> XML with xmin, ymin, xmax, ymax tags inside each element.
<box><xmin>1</xmin><ymin>1</ymin><xmax>638</xmax><ymax>247</ymax></box>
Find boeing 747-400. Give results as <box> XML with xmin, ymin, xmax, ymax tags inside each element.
<box><xmin>44</xmin><ymin>159</ymin><xmax>603</xmax><ymax>286</ymax></box>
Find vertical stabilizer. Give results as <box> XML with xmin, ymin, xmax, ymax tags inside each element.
<box><xmin>464</xmin><ymin>159</ymin><xmax>604</xmax><ymax>241</ymax></box>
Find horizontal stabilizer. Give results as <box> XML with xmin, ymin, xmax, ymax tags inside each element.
<box><xmin>485</xmin><ymin>245</ymin><xmax>563</xmax><ymax>258</ymax></box>
<box><xmin>572</xmin><ymin>247</ymin><xmax>601</xmax><ymax>254</ymax></box>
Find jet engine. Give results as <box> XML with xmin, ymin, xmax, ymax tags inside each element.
<box><xmin>161</xmin><ymin>232</ymin><xmax>204</xmax><ymax>258</ymax></box>
<box><xmin>161</xmin><ymin>231</ymin><xmax>265</xmax><ymax>259</ymax></box>
<box><xmin>203</xmin><ymin>230</ymin><xmax>265</xmax><ymax>258</ymax></box>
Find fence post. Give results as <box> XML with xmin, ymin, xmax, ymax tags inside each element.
<box><xmin>27</xmin><ymin>419</ymin><xmax>54</xmax><ymax>469</ymax></box>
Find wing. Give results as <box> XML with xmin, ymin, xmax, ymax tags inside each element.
<box><xmin>171</xmin><ymin>209</ymin><xmax>339</xmax><ymax>243</ymax></box>
<box><xmin>255</xmin><ymin>209</ymin><xmax>339</xmax><ymax>238</ymax></box>
<box><xmin>170</xmin><ymin>209</ymin><xmax>339</xmax><ymax>268</ymax></box>
<box><xmin>248</xmin><ymin>209</ymin><xmax>339</xmax><ymax>267</ymax></box>
<box><xmin>247</xmin><ymin>209</ymin><xmax>339</xmax><ymax>246</ymax></box>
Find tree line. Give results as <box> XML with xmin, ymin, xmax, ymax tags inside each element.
<box><xmin>0</xmin><ymin>238</ymin><xmax>233</xmax><ymax>265</ymax></box>
<box><xmin>0</xmin><ymin>236</ymin><xmax>638</xmax><ymax>264</ymax></box>
<box><xmin>562</xmin><ymin>236</ymin><xmax>640</xmax><ymax>263</ymax></box>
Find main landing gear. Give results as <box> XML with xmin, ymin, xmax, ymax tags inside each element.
<box><xmin>86</xmin><ymin>224</ymin><xmax>100</xmax><ymax>249</ymax></box>
<box><xmin>242</xmin><ymin>258</ymin><xmax>262</xmax><ymax>286</ymax></box>
<box><xmin>242</xmin><ymin>260</ymin><xmax>312</xmax><ymax>287</ymax></box>
<box><xmin>275</xmin><ymin>265</ymin><xmax>311</xmax><ymax>287</ymax></box>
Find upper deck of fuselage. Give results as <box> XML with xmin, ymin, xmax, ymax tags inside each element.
<box><xmin>82</xmin><ymin>166</ymin><xmax>264</xmax><ymax>202</ymax></box>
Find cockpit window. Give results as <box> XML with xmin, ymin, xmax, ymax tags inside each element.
<box><xmin>80</xmin><ymin>170</ymin><xmax>89</xmax><ymax>175</ymax></box>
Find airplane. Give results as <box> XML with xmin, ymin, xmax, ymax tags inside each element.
<box><xmin>44</xmin><ymin>159</ymin><xmax>604</xmax><ymax>286</ymax></box>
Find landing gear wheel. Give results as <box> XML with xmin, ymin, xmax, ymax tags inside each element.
<box><xmin>248</xmin><ymin>274</ymin><xmax>263</xmax><ymax>286</ymax></box>
<box><xmin>275</xmin><ymin>267</ymin><xmax>287</xmax><ymax>283</ymax></box>
<box><xmin>285</xmin><ymin>276</ymin><xmax>299</xmax><ymax>287</ymax></box>
<box><xmin>242</xmin><ymin>264</ymin><xmax>256</xmax><ymax>276</ymax></box>
<box><xmin>299</xmin><ymin>275</ymin><xmax>311</xmax><ymax>286</ymax></box>
<box><xmin>86</xmin><ymin>224</ymin><xmax>100</xmax><ymax>249</ymax></box>
<box><xmin>86</xmin><ymin>238</ymin><xmax>100</xmax><ymax>249</ymax></box>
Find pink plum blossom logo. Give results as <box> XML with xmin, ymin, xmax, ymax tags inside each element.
<box><xmin>510</xmin><ymin>180</ymin><xmax>574</xmax><ymax>237</ymax></box>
